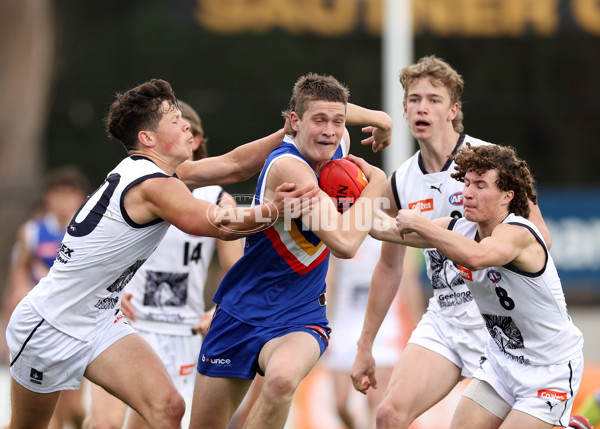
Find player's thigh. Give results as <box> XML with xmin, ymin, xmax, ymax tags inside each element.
<box><xmin>258</xmin><ymin>331</ymin><xmax>321</xmax><ymax>387</ymax></box>
<box><xmin>502</xmin><ymin>409</ymin><xmax>553</xmax><ymax>429</ymax></box>
<box><xmin>189</xmin><ymin>373</ymin><xmax>252</xmax><ymax>429</ymax></box>
<box><xmin>84</xmin><ymin>333</ymin><xmax>177</xmax><ymax>412</ymax></box>
<box><xmin>86</xmin><ymin>381</ymin><xmax>128</xmax><ymax>428</ymax></box>
<box><xmin>450</xmin><ymin>396</ymin><xmax>503</xmax><ymax>429</ymax></box>
<box><xmin>9</xmin><ymin>376</ymin><xmax>61</xmax><ymax>429</ymax></box>
<box><xmin>384</xmin><ymin>343</ymin><xmax>462</xmax><ymax>413</ymax></box>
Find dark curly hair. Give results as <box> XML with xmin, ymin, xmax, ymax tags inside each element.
<box><xmin>105</xmin><ymin>79</ymin><xmax>178</xmax><ymax>152</ymax></box>
<box><xmin>450</xmin><ymin>144</ymin><xmax>537</xmax><ymax>218</ymax></box>
<box><xmin>281</xmin><ymin>73</ymin><xmax>349</xmax><ymax>136</ymax></box>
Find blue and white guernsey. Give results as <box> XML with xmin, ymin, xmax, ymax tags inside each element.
<box><xmin>450</xmin><ymin>214</ymin><xmax>584</xmax><ymax>365</ymax></box>
<box><xmin>391</xmin><ymin>134</ymin><xmax>491</xmax><ymax>329</ymax></box>
<box><xmin>213</xmin><ymin>135</ymin><xmax>346</xmax><ymax>327</ymax></box>
<box><xmin>27</xmin><ymin>156</ymin><xmax>171</xmax><ymax>341</ymax></box>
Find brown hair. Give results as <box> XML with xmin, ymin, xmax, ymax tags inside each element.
<box><xmin>43</xmin><ymin>165</ymin><xmax>91</xmax><ymax>195</ymax></box>
<box><xmin>106</xmin><ymin>79</ymin><xmax>178</xmax><ymax>151</ymax></box>
<box><xmin>282</xmin><ymin>73</ymin><xmax>350</xmax><ymax>136</ymax></box>
<box><xmin>400</xmin><ymin>55</ymin><xmax>464</xmax><ymax>133</ymax></box>
<box><xmin>451</xmin><ymin>144</ymin><xmax>537</xmax><ymax>217</ymax></box>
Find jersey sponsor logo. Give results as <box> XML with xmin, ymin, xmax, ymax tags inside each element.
<box><xmin>538</xmin><ymin>389</ymin><xmax>568</xmax><ymax>401</ymax></box>
<box><xmin>201</xmin><ymin>354</ymin><xmax>231</xmax><ymax>366</ymax></box>
<box><xmin>179</xmin><ymin>364</ymin><xmax>195</xmax><ymax>376</ymax></box>
<box><xmin>457</xmin><ymin>265</ymin><xmax>473</xmax><ymax>281</ymax></box>
<box><xmin>487</xmin><ymin>269</ymin><xmax>502</xmax><ymax>283</ymax></box>
<box><xmin>437</xmin><ymin>290</ymin><xmax>474</xmax><ymax>307</ymax></box>
<box><xmin>408</xmin><ymin>198</ymin><xmax>433</xmax><ymax>212</ymax></box>
<box><xmin>56</xmin><ymin>242</ymin><xmax>75</xmax><ymax>264</ymax></box>
<box><xmin>449</xmin><ymin>192</ymin><xmax>463</xmax><ymax>206</ymax></box>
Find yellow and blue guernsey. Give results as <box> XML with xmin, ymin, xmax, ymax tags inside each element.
<box><xmin>212</xmin><ymin>135</ymin><xmax>346</xmax><ymax>327</ymax></box>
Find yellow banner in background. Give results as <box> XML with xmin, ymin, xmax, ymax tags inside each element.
<box><xmin>194</xmin><ymin>0</ymin><xmax>600</xmax><ymax>37</ymax></box>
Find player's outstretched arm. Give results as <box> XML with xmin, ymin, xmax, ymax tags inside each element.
<box><xmin>346</xmin><ymin>103</ymin><xmax>392</xmax><ymax>152</ymax></box>
<box><xmin>351</xmin><ymin>180</ymin><xmax>404</xmax><ymax>394</ymax></box>
<box><xmin>176</xmin><ymin>128</ymin><xmax>286</xmax><ymax>189</ymax></box>
<box><xmin>132</xmin><ymin>176</ymin><xmax>318</xmax><ymax>241</ymax></box>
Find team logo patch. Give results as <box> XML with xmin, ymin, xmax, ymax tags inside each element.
<box><xmin>318</xmin><ymin>293</ymin><xmax>327</xmax><ymax>306</ymax></box>
<box><xmin>449</xmin><ymin>192</ymin><xmax>463</xmax><ymax>206</ymax></box>
<box><xmin>457</xmin><ymin>265</ymin><xmax>473</xmax><ymax>281</ymax></box>
<box><xmin>487</xmin><ymin>269</ymin><xmax>502</xmax><ymax>283</ymax></box>
<box><xmin>30</xmin><ymin>368</ymin><xmax>43</xmax><ymax>385</ymax></box>
<box><xmin>409</xmin><ymin>198</ymin><xmax>434</xmax><ymax>212</ymax></box>
<box><xmin>538</xmin><ymin>389</ymin><xmax>568</xmax><ymax>401</ymax></box>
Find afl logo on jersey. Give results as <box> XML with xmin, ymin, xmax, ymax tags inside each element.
<box><xmin>487</xmin><ymin>270</ymin><xmax>502</xmax><ymax>283</ymax></box>
<box><xmin>449</xmin><ymin>192</ymin><xmax>463</xmax><ymax>206</ymax></box>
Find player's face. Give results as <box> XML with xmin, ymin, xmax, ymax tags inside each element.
<box><xmin>403</xmin><ymin>77</ymin><xmax>458</xmax><ymax>142</ymax></box>
<box><xmin>152</xmin><ymin>101</ymin><xmax>194</xmax><ymax>163</ymax></box>
<box><xmin>291</xmin><ymin>100</ymin><xmax>346</xmax><ymax>166</ymax></box>
<box><xmin>45</xmin><ymin>186</ymin><xmax>87</xmax><ymax>226</ymax></box>
<box><xmin>462</xmin><ymin>169</ymin><xmax>512</xmax><ymax>223</ymax></box>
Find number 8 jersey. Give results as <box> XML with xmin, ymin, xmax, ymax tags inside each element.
<box><xmin>28</xmin><ymin>156</ymin><xmax>171</xmax><ymax>341</ymax></box>
<box><xmin>450</xmin><ymin>214</ymin><xmax>583</xmax><ymax>365</ymax></box>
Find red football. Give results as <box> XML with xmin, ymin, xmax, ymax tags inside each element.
<box><xmin>319</xmin><ymin>158</ymin><xmax>368</xmax><ymax>213</ymax></box>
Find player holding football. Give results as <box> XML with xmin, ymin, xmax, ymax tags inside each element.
<box><xmin>189</xmin><ymin>73</ymin><xmax>390</xmax><ymax>429</ymax></box>
<box><xmin>350</xmin><ymin>55</ymin><xmax>552</xmax><ymax>428</ymax></box>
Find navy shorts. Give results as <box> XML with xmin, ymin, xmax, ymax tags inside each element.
<box><xmin>197</xmin><ymin>306</ymin><xmax>331</xmax><ymax>379</ymax></box>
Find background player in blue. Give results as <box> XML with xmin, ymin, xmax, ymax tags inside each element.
<box><xmin>189</xmin><ymin>73</ymin><xmax>390</xmax><ymax>429</ymax></box>
<box><xmin>0</xmin><ymin>166</ymin><xmax>90</xmax><ymax>429</ymax></box>
<box><xmin>3</xmin><ymin>78</ymin><xmax>318</xmax><ymax>429</ymax></box>
<box><xmin>350</xmin><ymin>56</ymin><xmax>552</xmax><ymax>429</ymax></box>
<box><xmin>384</xmin><ymin>144</ymin><xmax>584</xmax><ymax>429</ymax></box>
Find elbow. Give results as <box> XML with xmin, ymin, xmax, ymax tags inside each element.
<box><xmin>462</xmin><ymin>256</ymin><xmax>488</xmax><ymax>271</ymax></box>
<box><xmin>330</xmin><ymin>247</ymin><xmax>357</xmax><ymax>259</ymax></box>
<box><xmin>216</xmin><ymin>229</ymin><xmax>244</xmax><ymax>241</ymax></box>
<box><xmin>328</xmin><ymin>237</ymin><xmax>362</xmax><ymax>259</ymax></box>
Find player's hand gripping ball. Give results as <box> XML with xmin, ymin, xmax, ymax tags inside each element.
<box><xmin>319</xmin><ymin>158</ymin><xmax>368</xmax><ymax>213</ymax></box>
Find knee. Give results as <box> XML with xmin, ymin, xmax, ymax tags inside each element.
<box><xmin>262</xmin><ymin>371</ymin><xmax>297</xmax><ymax>404</ymax></box>
<box><xmin>157</xmin><ymin>391</ymin><xmax>186</xmax><ymax>426</ymax></box>
<box><xmin>376</xmin><ymin>399</ymin><xmax>409</xmax><ymax>429</ymax></box>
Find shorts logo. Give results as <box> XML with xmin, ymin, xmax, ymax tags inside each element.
<box><xmin>487</xmin><ymin>270</ymin><xmax>502</xmax><ymax>283</ymax></box>
<box><xmin>201</xmin><ymin>354</ymin><xmax>231</xmax><ymax>366</ymax></box>
<box><xmin>179</xmin><ymin>364</ymin><xmax>195</xmax><ymax>376</ymax></box>
<box><xmin>457</xmin><ymin>265</ymin><xmax>473</xmax><ymax>281</ymax></box>
<box><xmin>538</xmin><ymin>389</ymin><xmax>567</xmax><ymax>401</ymax></box>
<box><xmin>30</xmin><ymin>368</ymin><xmax>43</xmax><ymax>385</ymax></box>
<box><xmin>449</xmin><ymin>192</ymin><xmax>463</xmax><ymax>206</ymax></box>
<box><xmin>409</xmin><ymin>198</ymin><xmax>433</xmax><ymax>212</ymax></box>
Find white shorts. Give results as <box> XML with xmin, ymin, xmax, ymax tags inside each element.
<box><xmin>408</xmin><ymin>309</ymin><xmax>487</xmax><ymax>378</ymax></box>
<box><xmin>470</xmin><ymin>348</ymin><xmax>584</xmax><ymax>427</ymax></box>
<box><xmin>323</xmin><ymin>324</ymin><xmax>400</xmax><ymax>372</ymax></box>
<box><xmin>137</xmin><ymin>329</ymin><xmax>202</xmax><ymax>397</ymax></box>
<box><xmin>6</xmin><ymin>296</ymin><xmax>135</xmax><ymax>393</ymax></box>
